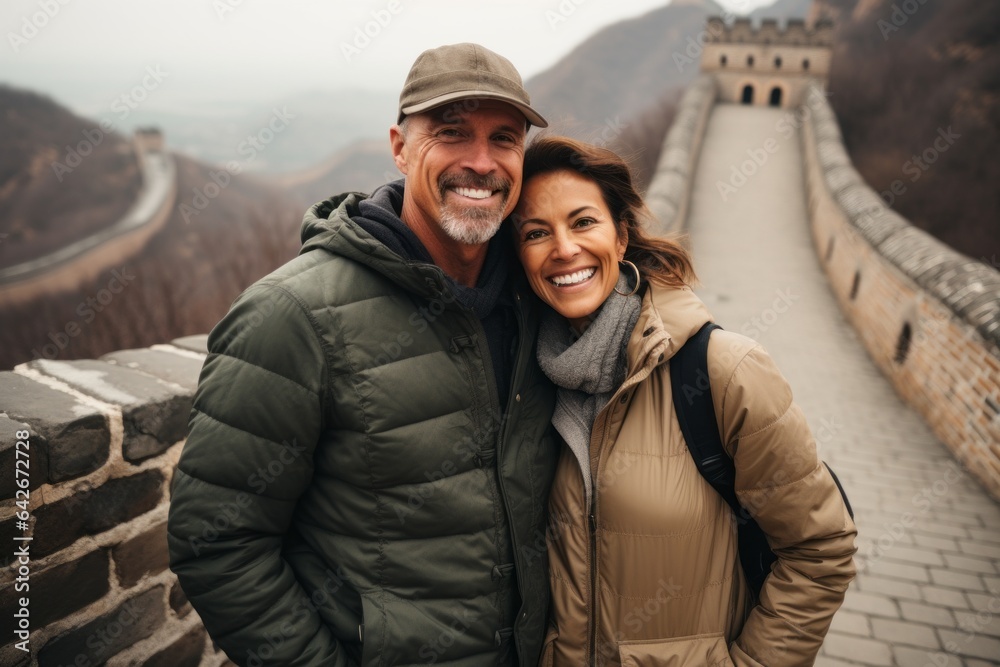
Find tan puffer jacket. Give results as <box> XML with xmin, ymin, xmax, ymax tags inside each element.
<box><xmin>542</xmin><ymin>284</ymin><xmax>857</xmax><ymax>666</ymax></box>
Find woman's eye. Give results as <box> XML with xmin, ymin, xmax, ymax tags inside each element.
<box><xmin>575</xmin><ymin>217</ymin><xmax>595</xmax><ymax>228</ymax></box>
<box><xmin>524</xmin><ymin>229</ymin><xmax>545</xmax><ymax>241</ymax></box>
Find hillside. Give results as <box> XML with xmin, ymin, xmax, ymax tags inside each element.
<box><xmin>0</xmin><ymin>85</ymin><xmax>142</xmax><ymax>268</ymax></box>
<box><xmin>276</xmin><ymin>138</ymin><xmax>400</xmax><ymax>210</ymax></box>
<box><xmin>812</xmin><ymin>0</ymin><xmax>1000</xmax><ymax>260</ymax></box>
<box><xmin>0</xmin><ymin>88</ymin><xmax>303</xmax><ymax>370</ymax></box>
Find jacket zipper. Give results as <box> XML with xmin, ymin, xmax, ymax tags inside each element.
<box><xmin>587</xmin><ymin>503</ymin><xmax>598</xmax><ymax>665</ymax></box>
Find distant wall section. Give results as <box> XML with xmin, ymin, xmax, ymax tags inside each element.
<box><xmin>800</xmin><ymin>83</ymin><xmax>1000</xmax><ymax>499</ymax></box>
<box><xmin>644</xmin><ymin>73</ymin><xmax>717</xmax><ymax>236</ymax></box>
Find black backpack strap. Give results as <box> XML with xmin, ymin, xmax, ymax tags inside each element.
<box><xmin>669</xmin><ymin>323</ymin><xmax>739</xmax><ymax>512</ymax></box>
<box><xmin>670</xmin><ymin>322</ymin><xmax>776</xmax><ymax>597</ymax></box>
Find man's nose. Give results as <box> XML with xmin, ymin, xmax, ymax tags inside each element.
<box><xmin>460</xmin><ymin>136</ymin><xmax>498</xmax><ymax>175</ymax></box>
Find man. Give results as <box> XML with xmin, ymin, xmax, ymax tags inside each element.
<box><xmin>167</xmin><ymin>43</ymin><xmax>558</xmax><ymax>666</ymax></box>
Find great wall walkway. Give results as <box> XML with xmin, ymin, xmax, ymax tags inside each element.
<box><xmin>685</xmin><ymin>104</ymin><xmax>1000</xmax><ymax>666</ymax></box>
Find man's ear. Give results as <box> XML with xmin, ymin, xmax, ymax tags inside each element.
<box><xmin>389</xmin><ymin>125</ymin><xmax>408</xmax><ymax>174</ymax></box>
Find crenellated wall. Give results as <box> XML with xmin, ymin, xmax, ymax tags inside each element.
<box><xmin>799</xmin><ymin>82</ymin><xmax>1000</xmax><ymax>500</ymax></box>
<box><xmin>0</xmin><ymin>336</ymin><xmax>231</xmax><ymax>667</ymax></box>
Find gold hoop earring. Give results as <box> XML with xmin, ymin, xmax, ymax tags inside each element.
<box><xmin>615</xmin><ymin>260</ymin><xmax>641</xmax><ymax>296</ymax></box>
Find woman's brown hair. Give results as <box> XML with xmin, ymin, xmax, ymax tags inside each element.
<box><xmin>520</xmin><ymin>135</ymin><xmax>696</xmax><ymax>287</ymax></box>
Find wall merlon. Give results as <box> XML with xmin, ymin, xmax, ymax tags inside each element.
<box><xmin>26</xmin><ymin>358</ymin><xmax>193</xmax><ymax>463</ymax></box>
<box><xmin>0</xmin><ymin>371</ymin><xmax>109</xmax><ymax>485</ymax></box>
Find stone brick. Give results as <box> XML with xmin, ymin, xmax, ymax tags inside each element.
<box><xmin>0</xmin><ymin>549</ymin><xmax>110</xmax><ymax>629</ymax></box>
<box><xmin>0</xmin><ymin>417</ymin><xmax>48</xmax><ymax>500</ymax></box>
<box><xmin>32</xmin><ymin>470</ymin><xmax>165</xmax><ymax>557</ymax></box>
<box><xmin>144</xmin><ymin>625</ymin><xmax>206</xmax><ymax>667</ymax></box>
<box><xmin>171</xmin><ymin>335</ymin><xmax>209</xmax><ymax>355</ymax></box>
<box><xmin>0</xmin><ymin>371</ymin><xmax>109</xmax><ymax>482</ymax></box>
<box><xmin>169</xmin><ymin>579</ymin><xmax>192</xmax><ymax>619</ymax></box>
<box><xmin>899</xmin><ymin>600</ymin><xmax>955</xmax><ymax>628</ymax></box>
<box><xmin>938</xmin><ymin>628</ymin><xmax>1000</xmax><ymax>661</ymax></box>
<box><xmin>822</xmin><ymin>632</ymin><xmax>893</xmax><ymax>665</ymax></box>
<box><xmin>36</xmin><ymin>585</ymin><xmax>166</xmax><ymax>666</ymax></box>
<box><xmin>840</xmin><ymin>591</ymin><xmax>899</xmax><ymax>618</ymax></box>
<box><xmin>942</xmin><ymin>553</ymin><xmax>997</xmax><ymax>575</ymax></box>
<box><xmin>922</xmin><ymin>585</ymin><xmax>971</xmax><ymax>610</ymax></box>
<box><xmin>102</xmin><ymin>347</ymin><xmax>203</xmax><ymax>393</ymax></box>
<box><xmin>871</xmin><ymin>617</ymin><xmax>940</xmax><ymax>650</ymax></box>
<box><xmin>894</xmin><ymin>646</ymin><xmax>960</xmax><ymax>667</ymax></box>
<box><xmin>113</xmin><ymin>521</ymin><xmax>169</xmax><ymax>588</ymax></box>
<box><xmin>929</xmin><ymin>568</ymin><xmax>983</xmax><ymax>590</ymax></box>
<box><xmin>28</xmin><ymin>359</ymin><xmax>191</xmax><ymax>463</ymax></box>
<box><xmin>828</xmin><ymin>610</ymin><xmax>870</xmax><ymax>637</ymax></box>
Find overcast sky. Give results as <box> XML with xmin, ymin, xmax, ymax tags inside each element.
<box><xmin>2</xmin><ymin>0</ymin><xmax>774</xmax><ymax>115</ymax></box>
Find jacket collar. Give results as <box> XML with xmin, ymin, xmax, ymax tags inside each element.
<box><xmin>626</xmin><ymin>283</ymin><xmax>715</xmax><ymax>379</ymax></box>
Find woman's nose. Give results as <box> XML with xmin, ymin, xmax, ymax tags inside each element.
<box><xmin>551</xmin><ymin>232</ymin><xmax>581</xmax><ymax>260</ymax></box>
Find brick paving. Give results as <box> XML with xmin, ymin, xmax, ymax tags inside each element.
<box><xmin>684</xmin><ymin>104</ymin><xmax>1000</xmax><ymax>666</ymax></box>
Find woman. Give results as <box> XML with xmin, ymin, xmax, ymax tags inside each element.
<box><xmin>512</xmin><ymin>136</ymin><xmax>857</xmax><ymax>666</ymax></box>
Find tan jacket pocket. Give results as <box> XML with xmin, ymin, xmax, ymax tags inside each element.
<box><xmin>619</xmin><ymin>632</ymin><xmax>735</xmax><ymax>667</ymax></box>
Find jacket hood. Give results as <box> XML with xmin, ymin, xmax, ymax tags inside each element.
<box><xmin>627</xmin><ymin>283</ymin><xmax>715</xmax><ymax>374</ymax></box>
<box><xmin>299</xmin><ymin>191</ymin><xmax>451</xmax><ymax>301</ymax></box>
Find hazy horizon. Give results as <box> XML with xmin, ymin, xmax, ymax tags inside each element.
<box><xmin>3</xmin><ymin>0</ymin><xmax>776</xmax><ymax>117</ymax></box>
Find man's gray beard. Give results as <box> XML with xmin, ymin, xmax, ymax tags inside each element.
<box><xmin>439</xmin><ymin>205</ymin><xmax>505</xmax><ymax>246</ymax></box>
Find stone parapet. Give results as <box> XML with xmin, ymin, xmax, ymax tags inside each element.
<box><xmin>0</xmin><ymin>335</ymin><xmax>232</xmax><ymax>666</ymax></box>
<box><xmin>645</xmin><ymin>73</ymin><xmax>717</xmax><ymax>236</ymax></box>
<box><xmin>799</xmin><ymin>82</ymin><xmax>1000</xmax><ymax>499</ymax></box>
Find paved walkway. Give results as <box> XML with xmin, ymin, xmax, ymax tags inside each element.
<box><xmin>685</xmin><ymin>104</ymin><xmax>1000</xmax><ymax>666</ymax></box>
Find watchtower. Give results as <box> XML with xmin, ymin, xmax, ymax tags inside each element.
<box><xmin>699</xmin><ymin>17</ymin><xmax>834</xmax><ymax>108</ymax></box>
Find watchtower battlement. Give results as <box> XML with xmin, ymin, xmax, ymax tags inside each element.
<box><xmin>700</xmin><ymin>16</ymin><xmax>834</xmax><ymax>107</ymax></box>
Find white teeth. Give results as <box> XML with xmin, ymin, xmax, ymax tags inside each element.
<box><xmin>550</xmin><ymin>268</ymin><xmax>596</xmax><ymax>286</ymax></box>
<box><xmin>454</xmin><ymin>187</ymin><xmax>492</xmax><ymax>199</ymax></box>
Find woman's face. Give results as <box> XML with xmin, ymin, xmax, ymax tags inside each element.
<box><xmin>514</xmin><ymin>169</ymin><xmax>627</xmax><ymax>330</ymax></box>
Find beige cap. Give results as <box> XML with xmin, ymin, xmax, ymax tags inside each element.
<box><xmin>397</xmin><ymin>43</ymin><xmax>548</xmax><ymax>128</ymax></box>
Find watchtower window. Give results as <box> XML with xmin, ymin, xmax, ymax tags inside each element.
<box><xmin>803</xmin><ymin>58</ymin><xmax>810</xmax><ymax>70</ymax></box>
<box><xmin>774</xmin><ymin>56</ymin><xmax>782</xmax><ymax>69</ymax></box>
<box><xmin>747</xmin><ymin>55</ymin><xmax>755</xmax><ymax>67</ymax></box>
<box><xmin>769</xmin><ymin>87</ymin><xmax>783</xmax><ymax>107</ymax></box>
<box><xmin>741</xmin><ymin>85</ymin><xmax>754</xmax><ymax>104</ymax></box>
<box><xmin>720</xmin><ymin>54</ymin><xmax>728</xmax><ymax>67</ymax></box>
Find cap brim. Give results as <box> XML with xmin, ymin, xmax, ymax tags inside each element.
<box><xmin>400</xmin><ymin>90</ymin><xmax>548</xmax><ymax>128</ymax></box>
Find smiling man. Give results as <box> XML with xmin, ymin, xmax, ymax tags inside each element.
<box><xmin>168</xmin><ymin>44</ymin><xmax>560</xmax><ymax>666</ymax></box>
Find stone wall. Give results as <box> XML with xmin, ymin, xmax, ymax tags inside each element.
<box><xmin>799</xmin><ymin>82</ymin><xmax>1000</xmax><ymax>500</ymax></box>
<box><xmin>0</xmin><ymin>335</ymin><xmax>229</xmax><ymax>666</ymax></box>
<box><xmin>644</xmin><ymin>73</ymin><xmax>717</xmax><ymax>236</ymax></box>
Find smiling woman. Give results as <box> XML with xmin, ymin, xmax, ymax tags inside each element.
<box><xmin>513</xmin><ymin>136</ymin><xmax>857</xmax><ymax>666</ymax></box>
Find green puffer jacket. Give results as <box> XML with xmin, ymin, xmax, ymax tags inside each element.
<box><xmin>168</xmin><ymin>192</ymin><xmax>558</xmax><ymax>666</ymax></box>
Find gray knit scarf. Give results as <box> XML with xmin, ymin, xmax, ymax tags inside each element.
<box><xmin>536</xmin><ymin>273</ymin><xmax>642</xmax><ymax>506</ymax></box>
